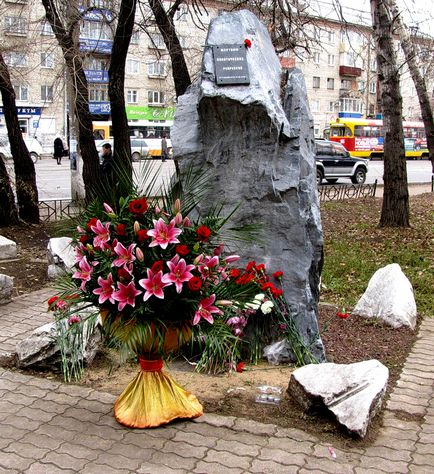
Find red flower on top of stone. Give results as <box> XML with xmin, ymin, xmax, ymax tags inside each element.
<box><xmin>244</xmin><ymin>38</ymin><xmax>252</xmax><ymax>48</ymax></box>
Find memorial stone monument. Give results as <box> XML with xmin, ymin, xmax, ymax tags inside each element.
<box><xmin>172</xmin><ymin>10</ymin><xmax>325</xmax><ymax>361</ymax></box>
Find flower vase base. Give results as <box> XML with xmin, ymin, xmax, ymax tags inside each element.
<box><xmin>114</xmin><ymin>359</ymin><xmax>203</xmax><ymax>428</ymax></box>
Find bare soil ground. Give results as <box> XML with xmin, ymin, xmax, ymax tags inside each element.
<box><xmin>1</xmin><ymin>194</ymin><xmax>430</xmax><ymax>446</ymax></box>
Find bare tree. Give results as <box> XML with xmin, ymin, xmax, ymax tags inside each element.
<box><xmin>370</xmin><ymin>0</ymin><xmax>409</xmax><ymax>227</ymax></box>
<box><xmin>41</xmin><ymin>0</ymin><xmax>101</xmax><ymax>201</ymax></box>
<box><xmin>147</xmin><ymin>0</ymin><xmax>191</xmax><ymax>98</ymax></box>
<box><xmin>0</xmin><ymin>52</ymin><xmax>39</xmax><ymax>223</ymax></box>
<box><xmin>108</xmin><ymin>0</ymin><xmax>137</xmax><ymax>190</ymax></box>
<box><xmin>388</xmin><ymin>0</ymin><xmax>434</xmax><ymax>174</ymax></box>
<box><xmin>0</xmin><ymin>154</ymin><xmax>19</xmax><ymax>227</ymax></box>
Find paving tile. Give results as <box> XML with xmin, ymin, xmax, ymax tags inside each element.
<box><xmin>411</xmin><ymin>453</ymin><xmax>434</xmax><ymax>466</ymax></box>
<box><xmin>137</xmin><ymin>462</ymin><xmax>187</xmax><ymax>474</ymax></box>
<box><xmin>55</xmin><ymin>442</ymin><xmax>100</xmax><ymax>462</ymax></box>
<box><xmin>0</xmin><ymin>451</ymin><xmax>33</xmax><ymax>471</ymax></box>
<box><xmin>25</xmin><ymin>462</ymin><xmax>76</xmax><ymax>474</ymax></box>
<box><xmin>250</xmin><ymin>459</ymin><xmax>300</xmax><ymax>473</ymax></box>
<box><xmin>232</xmin><ymin>418</ymin><xmax>277</xmax><ymax>436</ymax></box>
<box><xmin>192</xmin><ymin>461</ymin><xmax>243</xmax><ymax>473</ymax></box>
<box><xmin>93</xmin><ymin>451</ymin><xmax>150</xmax><ymax>470</ymax></box>
<box><xmin>356</xmin><ymin>455</ymin><xmax>408</xmax><ymax>473</ymax></box>
<box><xmin>267</xmin><ymin>436</ymin><xmax>313</xmax><ymax>455</ymax></box>
<box><xmin>78</xmin><ymin>464</ymin><xmax>130</xmax><ymax>474</ymax></box>
<box><xmin>150</xmin><ymin>451</ymin><xmax>198</xmax><ymax>471</ymax></box>
<box><xmin>195</xmin><ymin>413</ymin><xmax>236</xmax><ymax>428</ymax></box>
<box><xmin>4</xmin><ymin>441</ymin><xmax>49</xmax><ymax>461</ymax></box>
<box><xmin>172</xmin><ymin>430</ymin><xmax>218</xmax><ymax>448</ymax></box>
<box><xmin>258</xmin><ymin>447</ymin><xmax>307</xmax><ymax>466</ymax></box>
<box><xmin>302</xmin><ymin>456</ymin><xmax>354</xmax><ymax>473</ymax></box>
<box><xmin>406</xmin><ymin>464</ymin><xmax>434</xmax><ymax>474</ymax></box>
<box><xmin>213</xmin><ymin>438</ymin><xmax>261</xmax><ymax>457</ymax></box>
<box><xmin>203</xmin><ymin>449</ymin><xmax>252</xmax><ymax>470</ymax></box>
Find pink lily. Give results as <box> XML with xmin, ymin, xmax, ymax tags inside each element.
<box><xmin>112</xmin><ymin>242</ymin><xmax>136</xmax><ymax>267</ymax></box>
<box><xmin>193</xmin><ymin>294</ymin><xmax>222</xmax><ymax>325</ymax></box>
<box><xmin>112</xmin><ymin>281</ymin><xmax>142</xmax><ymax>311</ymax></box>
<box><xmin>224</xmin><ymin>255</ymin><xmax>240</xmax><ymax>263</ymax></box>
<box><xmin>162</xmin><ymin>257</ymin><xmax>195</xmax><ymax>293</ymax></box>
<box><xmin>93</xmin><ymin>273</ymin><xmax>116</xmax><ymax>304</ymax></box>
<box><xmin>72</xmin><ymin>256</ymin><xmax>94</xmax><ymax>291</ymax></box>
<box><xmin>91</xmin><ymin>220</ymin><xmax>111</xmax><ymax>249</ymax></box>
<box><xmin>147</xmin><ymin>218</ymin><xmax>182</xmax><ymax>249</ymax></box>
<box><xmin>138</xmin><ymin>269</ymin><xmax>171</xmax><ymax>301</ymax></box>
<box><xmin>103</xmin><ymin>202</ymin><xmax>114</xmax><ymax>214</ymax></box>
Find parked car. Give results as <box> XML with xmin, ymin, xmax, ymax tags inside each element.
<box><xmin>0</xmin><ymin>134</ymin><xmax>43</xmax><ymax>163</ymax></box>
<box><xmin>315</xmin><ymin>140</ymin><xmax>369</xmax><ymax>185</ymax></box>
<box><xmin>95</xmin><ymin>138</ymin><xmax>150</xmax><ymax>162</ymax></box>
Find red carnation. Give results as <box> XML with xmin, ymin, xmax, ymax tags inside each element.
<box><xmin>273</xmin><ymin>271</ymin><xmax>283</xmax><ymax>279</ymax></box>
<box><xmin>337</xmin><ymin>310</ymin><xmax>350</xmax><ymax>319</ymax></box>
<box><xmin>196</xmin><ymin>225</ymin><xmax>211</xmax><ymax>242</ymax></box>
<box><xmin>261</xmin><ymin>282</ymin><xmax>276</xmax><ymax>293</ymax></box>
<box><xmin>246</xmin><ymin>261</ymin><xmax>256</xmax><ymax>272</ymax></box>
<box><xmin>128</xmin><ymin>198</ymin><xmax>148</xmax><ymax>215</ymax></box>
<box><xmin>86</xmin><ymin>217</ymin><xmax>98</xmax><ymax>231</ymax></box>
<box><xmin>117</xmin><ymin>268</ymin><xmax>131</xmax><ymax>282</ymax></box>
<box><xmin>116</xmin><ymin>223</ymin><xmax>127</xmax><ymax>236</ymax></box>
<box><xmin>187</xmin><ymin>276</ymin><xmax>202</xmax><ymax>291</ymax></box>
<box><xmin>272</xmin><ymin>288</ymin><xmax>283</xmax><ymax>298</ymax></box>
<box><xmin>176</xmin><ymin>244</ymin><xmax>190</xmax><ymax>257</ymax></box>
<box><xmin>236</xmin><ymin>362</ymin><xmax>245</xmax><ymax>373</ymax></box>
<box><xmin>244</xmin><ymin>38</ymin><xmax>252</xmax><ymax>48</ymax></box>
<box><xmin>236</xmin><ymin>273</ymin><xmax>255</xmax><ymax>285</ymax></box>
<box><xmin>229</xmin><ymin>268</ymin><xmax>241</xmax><ymax>279</ymax></box>
<box><xmin>136</xmin><ymin>229</ymin><xmax>149</xmax><ymax>242</ymax></box>
<box><xmin>47</xmin><ymin>295</ymin><xmax>59</xmax><ymax>308</ymax></box>
<box><xmin>79</xmin><ymin>234</ymin><xmax>88</xmax><ymax>243</ymax></box>
<box><xmin>151</xmin><ymin>260</ymin><xmax>164</xmax><ymax>273</ymax></box>
<box><xmin>256</xmin><ymin>263</ymin><xmax>265</xmax><ymax>272</ymax></box>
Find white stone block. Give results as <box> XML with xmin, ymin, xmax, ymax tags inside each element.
<box><xmin>0</xmin><ymin>235</ymin><xmax>17</xmax><ymax>260</ymax></box>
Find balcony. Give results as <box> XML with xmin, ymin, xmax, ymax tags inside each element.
<box><xmin>339</xmin><ymin>66</ymin><xmax>362</xmax><ymax>77</ymax></box>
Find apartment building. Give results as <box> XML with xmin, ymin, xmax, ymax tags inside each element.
<box><xmin>0</xmin><ymin>0</ymin><xmax>430</xmax><ymax>148</ymax></box>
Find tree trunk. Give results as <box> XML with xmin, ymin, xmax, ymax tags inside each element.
<box><xmin>108</xmin><ymin>0</ymin><xmax>136</xmax><ymax>196</ymax></box>
<box><xmin>0</xmin><ymin>53</ymin><xmax>39</xmax><ymax>223</ymax></box>
<box><xmin>41</xmin><ymin>0</ymin><xmax>101</xmax><ymax>202</ymax></box>
<box><xmin>370</xmin><ymin>0</ymin><xmax>409</xmax><ymax>227</ymax></box>
<box><xmin>389</xmin><ymin>0</ymin><xmax>434</xmax><ymax>174</ymax></box>
<box><xmin>148</xmin><ymin>0</ymin><xmax>191</xmax><ymax>98</ymax></box>
<box><xmin>0</xmin><ymin>154</ymin><xmax>19</xmax><ymax>227</ymax></box>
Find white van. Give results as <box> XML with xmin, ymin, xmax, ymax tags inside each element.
<box><xmin>0</xmin><ymin>134</ymin><xmax>44</xmax><ymax>163</ymax></box>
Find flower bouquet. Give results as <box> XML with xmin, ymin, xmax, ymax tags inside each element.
<box><xmin>55</xmin><ymin>173</ymin><xmax>261</xmax><ymax>428</ymax></box>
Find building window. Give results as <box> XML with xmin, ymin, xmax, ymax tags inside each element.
<box><xmin>327</xmin><ymin>101</ymin><xmax>335</xmax><ymax>112</ymax></box>
<box><xmin>81</xmin><ymin>21</ymin><xmax>112</xmax><ymax>40</ymax></box>
<box><xmin>327</xmin><ymin>78</ymin><xmax>334</xmax><ymax>90</ymax></box>
<box><xmin>341</xmin><ymin>79</ymin><xmax>352</xmax><ymax>90</ymax></box>
<box><xmin>328</xmin><ymin>54</ymin><xmax>335</xmax><ymax>66</ymax></box>
<box><xmin>130</xmin><ymin>30</ymin><xmax>140</xmax><ymax>44</ymax></box>
<box><xmin>313</xmin><ymin>28</ymin><xmax>321</xmax><ymax>42</ymax></box>
<box><xmin>369</xmin><ymin>81</ymin><xmax>377</xmax><ymax>94</ymax></box>
<box><xmin>370</xmin><ymin>59</ymin><xmax>377</xmax><ymax>72</ymax></box>
<box><xmin>147</xmin><ymin>61</ymin><xmax>166</xmax><ymax>77</ymax></box>
<box><xmin>4</xmin><ymin>52</ymin><xmax>27</xmax><ymax>67</ymax></box>
<box><xmin>41</xmin><ymin>85</ymin><xmax>53</xmax><ymax>102</ymax></box>
<box><xmin>341</xmin><ymin>98</ymin><xmax>362</xmax><ymax>114</ymax></box>
<box><xmin>85</xmin><ymin>0</ymin><xmax>110</xmax><ymax>8</ymax></box>
<box><xmin>89</xmin><ymin>84</ymin><xmax>108</xmax><ymax>101</ymax></box>
<box><xmin>85</xmin><ymin>58</ymin><xmax>107</xmax><ymax>70</ymax></box>
<box><xmin>149</xmin><ymin>33</ymin><xmax>166</xmax><ymax>49</ymax></box>
<box><xmin>175</xmin><ymin>5</ymin><xmax>188</xmax><ymax>21</ymax></box>
<box><xmin>327</xmin><ymin>30</ymin><xmax>335</xmax><ymax>43</ymax></box>
<box><xmin>127</xmin><ymin>90</ymin><xmax>138</xmax><ymax>104</ymax></box>
<box><xmin>40</xmin><ymin>21</ymin><xmax>54</xmax><ymax>36</ymax></box>
<box><xmin>13</xmin><ymin>85</ymin><xmax>28</xmax><ymax>101</ymax></box>
<box><xmin>40</xmin><ymin>52</ymin><xmax>54</xmax><ymax>68</ymax></box>
<box><xmin>313</xmin><ymin>52</ymin><xmax>320</xmax><ymax>64</ymax></box>
<box><xmin>178</xmin><ymin>35</ymin><xmax>187</xmax><ymax>49</ymax></box>
<box><xmin>148</xmin><ymin>90</ymin><xmax>165</xmax><ymax>105</ymax></box>
<box><xmin>311</xmin><ymin>100</ymin><xmax>320</xmax><ymax>113</ymax></box>
<box><xmin>126</xmin><ymin>59</ymin><xmax>140</xmax><ymax>74</ymax></box>
<box><xmin>4</xmin><ymin>16</ymin><xmax>27</xmax><ymax>35</ymax></box>
<box><xmin>313</xmin><ymin>76</ymin><xmax>320</xmax><ymax>89</ymax></box>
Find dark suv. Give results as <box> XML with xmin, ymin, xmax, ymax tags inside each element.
<box><xmin>315</xmin><ymin>140</ymin><xmax>369</xmax><ymax>185</ymax></box>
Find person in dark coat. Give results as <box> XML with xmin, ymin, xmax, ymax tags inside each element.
<box><xmin>100</xmin><ymin>143</ymin><xmax>114</xmax><ymax>184</ymax></box>
<box><xmin>53</xmin><ymin>137</ymin><xmax>64</xmax><ymax>165</ymax></box>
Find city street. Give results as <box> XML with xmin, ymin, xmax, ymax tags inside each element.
<box><xmin>5</xmin><ymin>157</ymin><xmax>432</xmax><ymax>200</ymax></box>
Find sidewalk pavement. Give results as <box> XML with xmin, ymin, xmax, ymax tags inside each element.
<box><xmin>0</xmin><ymin>287</ymin><xmax>433</xmax><ymax>473</ymax></box>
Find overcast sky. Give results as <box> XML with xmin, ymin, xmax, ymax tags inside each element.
<box><xmin>307</xmin><ymin>0</ymin><xmax>434</xmax><ymax>35</ymax></box>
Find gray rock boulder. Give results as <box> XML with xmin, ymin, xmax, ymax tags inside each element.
<box><xmin>0</xmin><ymin>235</ymin><xmax>17</xmax><ymax>259</ymax></box>
<box><xmin>172</xmin><ymin>10</ymin><xmax>324</xmax><ymax>362</ymax></box>
<box><xmin>0</xmin><ymin>274</ymin><xmax>14</xmax><ymax>304</ymax></box>
<box><xmin>352</xmin><ymin>263</ymin><xmax>417</xmax><ymax>329</ymax></box>
<box><xmin>288</xmin><ymin>360</ymin><xmax>389</xmax><ymax>438</ymax></box>
<box><xmin>47</xmin><ymin>237</ymin><xmax>75</xmax><ymax>279</ymax></box>
<box><xmin>16</xmin><ymin>306</ymin><xmax>102</xmax><ymax>369</ymax></box>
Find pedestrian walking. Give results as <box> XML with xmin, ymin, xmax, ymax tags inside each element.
<box><xmin>53</xmin><ymin>137</ymin><xmax>64</xmax><ymax>165</ymax></box>
<box><xmin>100</xmin><ymin>142</ymin><xmax>114</xmax><ymax>185</ymax></box>
<box><xmin>161</xmin><ymin>134</ymin><xmax>168</xmax><ymax>162</ymax></box>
